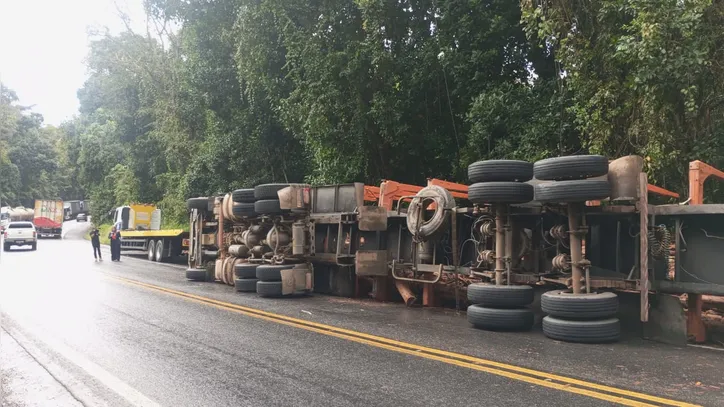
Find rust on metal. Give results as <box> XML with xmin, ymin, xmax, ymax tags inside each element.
<box><xmin>395</xmin><ymin>280</ymin><xmax>417</xmax><ymax>306</ymax></box>
<box><xmin>495</xmin><ymin>205</ymin><xmax>505</xmax><ymax>285</ymax></box>
<box><xmin>354</xmin><ymin>250</ymin><xmax>388</xmax><ymax>277</ymax></box>
<box><xmin>357</xmin><ymin>206</ymin><xmax>388</xmax><ymax>231</ymax></box>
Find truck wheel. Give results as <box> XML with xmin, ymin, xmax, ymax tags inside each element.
<box><xmin>541</xmin><ymin>290</ymin><xmax>618</xmax><ymax>319</ymax></box>
<box><xmin>235</xmin><ymin>263</ymin><xmax>257</xmax><ymax>279</ymax></box>
<box><xmin>256</xmin><ymin>264</ymin><xmax>288</xmax><ymax>281</ymax></box>
<box><xmin>542</xmin><ymin>316</ymin><xmax>620</xmax><ymax>343</ymax></box>
<box><xmin>534</xmin><ymin>155</ymin><xmax>608</xmax><ymax>181</ymax></box>
<box><xmin>155</xmin><ymin>240</ymin><xmax>164</xmax><ymax>262</ymax></box>
<box><xmin>232</xmin><ymin>202</ymin><xmax>256</xmax><ymax>218</ymax></box>
<box><xmin>468</xmin><ymin>182</ymin><xmax>534</xmax><ymax>205</ymax></box>
<box><xmin>232</xmin><ymin>188</ymin><xmax>256</xmax><ymax>204</ymax></box>
<box><xmin>468</xmin><ymin>160</ymin><xmax>533</xmax><ymax>183</ymax></box>
<box><xmin>467</xmin><ymin>305</ymin><xmax>534</xmax><ymax>331</ymax></box>
<box><xmin>234</xmin><ymin>278</ymin><xmax>258</xmax><ymax>292</ymax></box>
<box><xmin>254</xmin><ymin>200</ymin><xmax>283</xmax><ymax>215</ymax></box>
<box><xmin>256</xmin><ymin>281</ymin><xmax>283</xmax><ymax>297</ymax></box>
<box><xmin>187</xmin><ymin>197</ymin><xmax>210</xmax><ymax>211</ymax></box>
<box><xmin>186</xmin><ymin>268</ymin><xmax>208</xmax><ymax>281</ymax></box>
<box><xmin>254</xmin><ymin>184</ymin><xmax>291</xmax><ymax>200</ymax></box>
<box><xmin>147</xmin><ymin>240</ymin><xmax>157</xmax><ymax>261</ymax></box>
<box><xmin>534</xmin><ymin>179</ymin><xmax>611</xmax><ymax>203</ymax></box>
<box><xmin>31</xmin><ymin>243</ymin><xmax>37</xmax><ymax>251</ymax></box>
<box><xmin>466</xmin><ymin>284</ymin><xmax>534</xmax><ymax>308</ymax></box>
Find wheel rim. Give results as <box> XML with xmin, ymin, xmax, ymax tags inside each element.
<box><xmin>155</xmin><ymin>240</ymin><xmax>163</xmax><ymax>262</ymax></box>
<box><xmin>147</xmin><ymin>240</ymin><xmax>156</xmax><ymax>261</ymax></box>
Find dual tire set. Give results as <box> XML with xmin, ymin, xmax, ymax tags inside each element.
<box><xmin>466</xmin><ymin>284</ymin><xmax>535</xmax><ymax>331</ymax></box>
<box><xmin>541</xmin><ymin>290</ymin><xmax>620</xmax><ymax>343</ymax></box>
<box><xmin>230</xmin><ymin>183</ymin><xmax>294</xmax><ymax>218</ymax></box>
<box><xmin>234</xmin><ymin>263</ymin><xmax>303</xmax><ymax>297</ymax></box>
<box><xmin>466</xmin><ymin>155</ymin><xmax>612</xmax><ymax>204</ymax></box>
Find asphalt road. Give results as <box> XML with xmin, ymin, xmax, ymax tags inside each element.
<box><xmin>0</xmin><ymin>220</ymin><xmax>722</xmax><ymax>407</ymax></box>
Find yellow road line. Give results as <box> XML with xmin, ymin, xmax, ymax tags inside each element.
<box><xmin>108</xmin><ymin>275</ymin><xmax>700</xmax><ymax>407</ymax></box>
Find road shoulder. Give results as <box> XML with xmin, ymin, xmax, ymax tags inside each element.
<box><xmin>0</xmin><ymin>327</ymin><xmax>83</xmax><ymax>407</ymax></box>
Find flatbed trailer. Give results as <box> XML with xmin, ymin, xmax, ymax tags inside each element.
<box><xmin>112</xmin><ymin>204</ymin><xmax>190</xmax><ymax>262</ymax></box>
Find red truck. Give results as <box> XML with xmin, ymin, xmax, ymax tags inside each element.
<box><xmin>33</xmin><ymin>199</ymin><xmax>63</xmax><ymax>238</ymax></box>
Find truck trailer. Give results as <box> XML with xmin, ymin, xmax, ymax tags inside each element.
<box><xmin>180</xmin><ymin>154</ymin><xmax>724</xmax><ymax>345</ymax></box>
<box><xmin>33</xmin><ymin>199</ymin><xmax>63</xmax><ymax>238</ymax></box>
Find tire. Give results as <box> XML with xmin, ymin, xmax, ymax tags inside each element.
<box><xmin>3</xmin><ymin>244</ymin><xmax>9</xmax><ymax>251</ymax></box>
<box><xmin>232</xmin><ymin>202</ymin><xmax>256</xmax><ymax>218</ymax></box>
<box><xmin>541</xmin><ymin>290</ymin><xmax>618</xmax><ymax>319</ymax></box>
<box><xmin>257</xmin><ymin>281</ymin><xmax>283</xmax><ymax>297</ymax></box>
<box><xmin>234</xmin><ymin>278</ymin><xmax>258</xmax><ymax>292</ymax></box>
<box><xmin>147</xmin><ymin>240</ymin><xmax>156</xmax><ymax>261</ymax></box>
<box><xmin>232</xmin><ymin>188</ymin><xmax>255</xmax><ymax>203</ymax></box>
<box><xmin>406</xmin><ymin>185</ymin><xmax>455</xmax><ymax>239</ymax></box>
<box><xmin>155</xmin><ymin>239</ymin><xmax>164</xmax><ymax>262</ymax></box>
<box><xmin>468</xmin><ymin>160</ymin><xmax>533</xmax><ymax>183</ymax></box>
<box><xmin>187</xmin><ymin>197</ymin><xmax>210</xmax><ymax>211</ymax></box>
<box><xmin>234</xmin><ymin>263</ymin><xmax>258</xmax><ymax>279</ymax></box>
<box><xmin>467</xmin><ymin>305</ymin><xmax>534</xmax><ymax>331</ymax></box>
<box><xmin>254</xmin><ymin>199</ymin><xmax>283</xmax><ymax>215</ymax></box>
<box><xmin>254</xmin><ymin>184</ymin><xmax>290</xmax><ymax>200</ymax></box>
<box><xmin>542</xmin><ymin>316</ymin><xmax>620</xmax><ymax>343</ymax></box>
<box><xmin>256</xmin><ymin>264</ymin><xmax>288</xmax><ymax>281</ymax></box>
<box><xmin>534</xmin><ymin>155</ymin><xmax>608</xmax><ymax>181</ymax></box>
<box><xmin>31</xmin><ymin>243</ymin><xmax>37</xmax><ymax>251</ymax></box>
<box><xmin>186</xmin><ymin>268</ymin><xmax>208</xmax><ymax>281</ymax></box>
<box><xmin>466</xmin><ymin>284</ymin><xmax>534</xmax><ymax>307</ymax></box>
<box><xmin>468</xmin><ymin>182</ymin><xmax>534</xmax><ymax>205</ymax></box>
<box><xmin>534</xmin><ymin>179</ymin><xmax>611</xmax><ymax>203</ymax></box>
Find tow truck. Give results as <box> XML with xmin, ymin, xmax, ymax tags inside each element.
<box><xmin>111</xmin><ymin>204</ymin><xmax>189</xmax><ymax>262</ymax></box>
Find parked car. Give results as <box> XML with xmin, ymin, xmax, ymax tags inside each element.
<box><xmin>3</xmin><ymin>221</ymin><xmax>37</xmax><ymax>251</ymax></box>
<box><xmin>76</xmin><ymin>213</ymin><xmax>88</xmax><ymax>222</ymax></box>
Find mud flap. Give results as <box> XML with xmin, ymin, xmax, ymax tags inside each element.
<box><xmin>280</xmin><ymin>265</ymin><xmax>313</xmax><ymax>295</ymax></box>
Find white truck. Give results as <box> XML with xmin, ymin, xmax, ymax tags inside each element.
<box><xmin>3</xmin><ymin>221</ymin><xmax>38</xmax><ymax>251</ymax></box>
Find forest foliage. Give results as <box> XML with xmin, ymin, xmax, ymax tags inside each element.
<box><xmin>2</xmin><ymin>0</ymin><xmax>724</xmax><ymax>224</ymax></box>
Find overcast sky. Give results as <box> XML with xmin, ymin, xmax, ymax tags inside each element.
<box><xmin>0</xmin><ymin>0</ymin><xmax>147</xmax><ymax>126</ymax></box>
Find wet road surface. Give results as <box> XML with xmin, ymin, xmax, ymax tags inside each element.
<box><xmin>0</xmin><ymin>221</ymin><xmax>722</xmax><ymax>407</ymax></box>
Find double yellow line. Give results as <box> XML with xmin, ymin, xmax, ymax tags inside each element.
<box><xmin>110</xmin><ymin>275</ymin><xmax>700</xmax><ymax>407</ymax></box>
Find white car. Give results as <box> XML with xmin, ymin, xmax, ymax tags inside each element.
<box><xmin>3</xmin><ymin>221</ymin><xmax>37</xmax><ymax>251</ymax></box>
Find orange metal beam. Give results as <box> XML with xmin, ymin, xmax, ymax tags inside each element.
<box><xmin>647</xmin><ymin>184</ymin><xmax>679</xmax><ymax>199</ymax></box>
<box><xmin>427</xmin><ymin>178</ymin><xmax>469</xmax><ymax>199</ymax></box>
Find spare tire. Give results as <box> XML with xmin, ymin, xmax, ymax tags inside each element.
<box><xmin>534</xmin><ymin>155</ymin><xmax>608</xmax><ymax>181</ymax></box>
<box><xmin>468</xmin><ymin>182</ymin><xmax>534</xmax><ymax>204</ymax></box>
<box><xmin>406</xmin><ymin>185</ymin><xmax>454</xmax><ymax>239</ymax></box>
<box><xmin>187</xmin><ymin>197</ymin><xmax>210</xmax><ymax>211</ymax></box>
<box><xmin>468</xmin><ymin>160</ymin><xmax>533</xmax><ymax>183</ymax></box>
<box><xmin>254</xmin><ymin>184</ymin><xmax>290</xmax><ymax>200</ymax></box>
<box><xmin>232</xmin><ymin>188</ymin><xmax>255</xmax><ymax>203</ymax></box>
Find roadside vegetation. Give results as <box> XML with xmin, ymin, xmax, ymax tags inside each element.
<box><xmin>3</xmin><ymin>0</ymin><xmax>724</xmax><ymax>224</ymax></box>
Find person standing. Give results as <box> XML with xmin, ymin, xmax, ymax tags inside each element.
<box><xmin>109</xmin><ymin>226</ymin><xmax>122</xmax><ymax>261</ymax></box>
<box><xmin>90</xmin><ymin>227</ymin><xmax>102</xmax><ymax>261</ymax></box>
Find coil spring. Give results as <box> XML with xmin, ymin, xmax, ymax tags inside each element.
<box><xmin>649</xmin><ymin>225</ymin><xmax>671</xmax><ymax>258</ymax></box>
<box><xmin>478</xmin><ymin>250</ymin><xmax>495</xmax><ymax>265</ymax></box>
<box><xmin>549</xmin><ymin>224</ymin><xmax>568</xmax><ymax>240</ymax></box>
<box><xmin>552</xmin><ymin>253</ymin><xmax>570</xmax><ymax>271</ymax></box>
<box><xmin>480</xmin><ymin>220</ymin><xmax>496</xmax><ymax>237</ymax></box>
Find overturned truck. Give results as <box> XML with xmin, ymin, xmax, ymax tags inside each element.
<box><xmin>185</xmin><ymin>155</ymin><xmax>724</xmax><ymax>344</ymax></box>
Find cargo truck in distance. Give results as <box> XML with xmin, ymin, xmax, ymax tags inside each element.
<box><xmin>33</xmin><ymin>199</ymin><xmax>63</xmax><ymax>238</ymax></box>
<box><xmin>111</xmin><ymin>204</ymin><xmax>189</xmax><ymax>262</ymax></box>
<box><xmin>64</xmin><ymin>200</ymin><xmax>91</xmax><ymax>221</ymax></box>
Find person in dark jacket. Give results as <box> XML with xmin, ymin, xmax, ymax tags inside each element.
<box><xmin>109</xmin><ymin>226</ymin><xmax>122</xmax><ymax>261</ymax></box>
<box><xmin>90</xmin><ymin>227</ymin><xmax>102</xmax><ymax>261</ymax></box>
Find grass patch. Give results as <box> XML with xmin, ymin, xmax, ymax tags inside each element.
<box><xmin>83</xmin><ymin>223</ymin><xmax>113</xmax><ymax>245</ymax></box>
